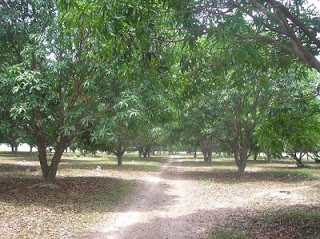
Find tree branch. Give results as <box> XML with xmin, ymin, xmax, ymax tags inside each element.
<box><xmin>265</xmin><ymin>0</ymin><xmax>320</xmax><ymax>48</ymax></box>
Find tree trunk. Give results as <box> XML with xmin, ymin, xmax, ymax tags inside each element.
<box><xmin>295</xmin><ymin>158</ymin><xmax>304</xmax><ymax>167</ymax></box>
<box><xmin>36</xmin><ymin>132</ymin><xmax>69</xmax><ymax>183</ymax></box>
<box><xmin>237</xmin><ymin>159</ymin><xmax>247</xmax><ymax>173</ymax></box>
<box><xmin>143</xmin><ymin>150</ymin><xmax>148</xmax><ymax>158</ymax></box>
<box><xmin>207</xmin><ymin>151</ymin><xmax>212</xmax><ymax>165</ymax></box>
<box><xmin>30</xmin><ymin>144</ymin><xmax>33</xmax><ymax>153</ymax></box>
<box><xmin>235</xmin><ymin>151</ymin><xmax>248</xmax><ymax>173</ymax></box>
<box><xmin>38</xmin><ymin>141</ymin><xmax>49</xmax><ymax>181</ymax></box>
<box><xmin>203</xmin><ymin>151</ymin><xmax>208</xmax><ymax>162</ymax></box>
<box><xmin>138</xmin><ymin>149</ymin><xmax>142</xmax><ymax>159</ymax></box>
<box><xmin>266</xmin><ymin>151</ymin><xmax>272</xmax><ymax>163</ymax></box>
<box><xmin>253</xmin><ymin>153</ymin><xmax>258</xmax><ymax>161</ymax></box>
<box><xmin>193</xmin><ymin>147</ymin><xmax>197</xmax><ymax>159</ymax></box>
<box><xmin>293</xmin><ymin>153</ymin><xmax>305</xmax><ymax>168</ymax></box>
<box><xmin>117</xmin><ymin>153</ymin><xmax>123</xmax><ymax>166</ymax></box>
<box><xmin>10</xmin><ymin>143</ymin><xmax>18</xmax><ymax>155</ymax></box>
<box><xmin>45</xmin><ymin>146</ymin><xmax>65</xmax><ymax>183</ymax></box>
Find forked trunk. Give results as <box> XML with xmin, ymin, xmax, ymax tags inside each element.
<box><xmin>289</xmin><ymin>152</ymin><xmax>305</xmax><ymax>168</ymax></box>
<box><xmin>294</xmin><ymin>155</ymin><xmax>305</xmax><ymax>168</ymax></box>
<box><xmin>235</xmin><ymin>150</ymin><xmax>248</xmax><ymax>173</ymax></box>
<box><xmin>36</xmin><ymin>132</ymin><xmax>69</xmax><ymax>183</ymax></box>
<box><xmin>38</xmin><ymin>144</ymin><xmax>66</xmax><ymax>183</ymax></box>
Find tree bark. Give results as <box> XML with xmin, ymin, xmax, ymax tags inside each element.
<box><xmin>143</xmin><ymin>150</ymin><xmax>148</xmax><ymax>158</ymax></box>
<box><xmin>295</xmin><ymin>157</ymin><xmax>304</xmax><ymax>167</ymax></box>
<box><xmin>34</xmin><ymin>121</ymin><xmax>69</xmax><ymax>183</ymax></box>
<box><xmin>117</xmin><ymin>153</ymin><xmax>123</xmax><ymax>166</ymax></box>
<box><xmin>266</xmin><ymin>151</ymin><xmax>272</xmax><ymax>163</ymax></box>
<box><xmin>138</xmin><ymin>149</ymin><xmax>142</xmax><ymax>159</ymax></box>
<box><xmin>37</xmin><ymin>139</ymin><xmax>49</xmax><ymax>181</ymax></box>
<box><xmin>45</xmin><ymin>145</ymin><xmax>66</xmax><ymax>183</ymax></box>
<box><xmin>292</xmin><ymin>153</ymin><xmax>305</xmax><ymax>168</ymax></box>
<box><xmin>203</xmin><ymin>151</ymin><xmax>208</xmax><ymax>162</ymax></box>
<box><xmin>115</xmin><ymin>144</ymin><xmax>125</xmax><ymax>166</ymax></box>
<box><xmin>235</xmin><ymin>150</ymin><xmax>248</xmax><ymax>173</ymax></box>
<box><xmin>207</xmin><ymin>151</ymin><xmax>212</xmax><ymax>165</ymax></box>
<box><xmin>10</xmin><ymin>142</ymin><xmax>18</xmax><ymax>155</ymax></box>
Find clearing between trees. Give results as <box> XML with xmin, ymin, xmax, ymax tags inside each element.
<box><xmin>0</xmin><ymin>153</ymin><xmax>320</xmax><ymax>239</ymax></box>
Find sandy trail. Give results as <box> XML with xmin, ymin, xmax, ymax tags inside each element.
<box><xmin>78</xmin><ymin>156</ymin><xmax>311</xmax><ymax>239</ymax></box>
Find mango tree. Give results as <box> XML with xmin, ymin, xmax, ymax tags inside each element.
<box><xmin>258</xmin><ymin>70</ymin><xmax>320</xmax><ymax>167</ymax></box>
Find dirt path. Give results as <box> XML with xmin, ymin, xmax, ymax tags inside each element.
<box><xmin>78</xmin><ymin>156</ymin><xmax>315</xmax><ymax>239</ymax></box>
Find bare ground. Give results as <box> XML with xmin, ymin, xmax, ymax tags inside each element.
<box><xmin>1</xmin><ymin>154</ymin><xmax>319</xmax><ymax>239</ymax></box>
<box><xmin>76</xmin><ymin>156</ymin><xmax>320</xmax><ymax>239</ymax></box>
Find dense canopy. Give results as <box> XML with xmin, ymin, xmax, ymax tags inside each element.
<box><xmin>0</xmin><ymin>0</ymin><xmax>319</xmax><ymax>181</ymax></box>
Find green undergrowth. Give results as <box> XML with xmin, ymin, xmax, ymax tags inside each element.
<box><xmin>248</xmin><ymin>207</ymin><xmax>320</xmax><ymax>239</ymax></box>
<box><xmin>208</xmin><ymin>228</ymin><xmax>249</xmax><ymax>239</ymax></box>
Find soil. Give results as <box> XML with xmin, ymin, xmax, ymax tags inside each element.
<box><xmin>76</xmin><ymin>156</ymin><xmax>319</xmax><ymax>239</ymax></box>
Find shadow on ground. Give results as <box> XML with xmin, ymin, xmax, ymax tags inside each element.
<box><xmin>0</xmin><ymin>175</ymin><xmax>176</xmax><ymax>213</ymax></box>
<box><xmin>0</xmin><ymin>163</ymin><xmax>39</xmax><ymax>173</ymax></box>
<box><xmin>77</xmin><ymin>204</ymin><xmax>320</xmax><ymax>239</ymax></box>
<box><xmin>59</xmin><ymin>162</ymin><xmax>161</xmax><ymax>172</ymax></box>
<box><xmin>76</xmin><ymin>208</ymin><xmax>249</xmax><ymax>239</ymax></box>
<box><xmin>0</xmin><ymin>176</ymin><xmax>133</xmax><ymax>212</ymax></box>
<box><xmin>163</xmin><ymin>168</ymin><xmax>316</xmax><ymax>184</ymax></box>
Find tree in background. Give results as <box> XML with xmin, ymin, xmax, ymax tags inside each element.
<box><xmin>258</xmin><ymin>71</ymin><xmax>320</xmax><ymax>167</ymax></box>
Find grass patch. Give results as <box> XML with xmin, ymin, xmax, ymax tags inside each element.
<box><xmin>75</xmin><ymin>179</ymin><xmax>133</xmax><ymax>212</ymax></box>
<box><xmin>214</xmin><ymin>206</ymin><xmax>320</xmax><ymax>239</ymax></box>
<box><xmin>208</xmin><ymin>228</ymin><xmax>249</xmax><ymax>239</ymax></box>
<box><xmin>248</xmin><ymin>206</ymin><xmax>320</xmax><ymax>239</ymax></box>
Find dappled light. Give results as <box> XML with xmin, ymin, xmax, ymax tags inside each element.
<box><xmin>1</xmin><ymin>153</ymin><xmax>320</xmax><ymax>238</ymax></box>
<box><xmin>1</xmin><ymin>0</ymin><xmax>320</xmax><ymax>238</ymax></box>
